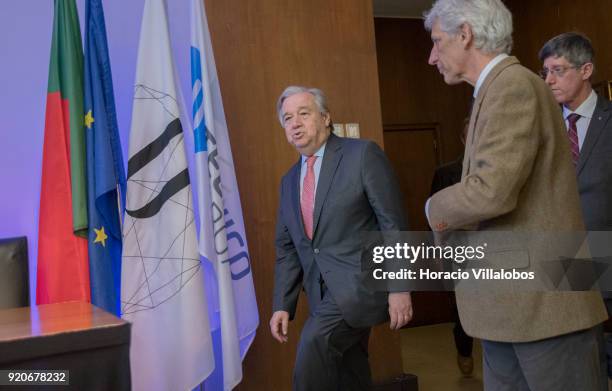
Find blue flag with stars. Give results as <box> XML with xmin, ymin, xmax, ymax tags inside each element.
<box><xmin>84</xmin><ymin>0</ymin><xmax>126</xmax><ymax>316</ymax></box>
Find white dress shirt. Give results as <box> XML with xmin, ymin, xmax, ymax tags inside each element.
<box><xmin>562</xmin><ymin>90</ymin><xmax>597</xmax><ymax>150</ymax></box>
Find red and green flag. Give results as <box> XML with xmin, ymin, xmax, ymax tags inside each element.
<box><xmin>37</xmin><ymin>0</ymin><xmax>90</xmax><ymax>304</ymax></box>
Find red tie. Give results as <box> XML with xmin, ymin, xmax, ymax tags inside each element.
<box><xmin>301</xmin><ymin>156</ymin><xmax>317</xmax><ymax>239</ymax></box>
<box><xmin>567</xmin><ymin>113</ymin><xmax>580</xmax><ymax>165</ymax></box>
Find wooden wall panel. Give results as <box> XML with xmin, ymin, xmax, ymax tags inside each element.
<box><xmin>203</xmin><ymin>0</ymin><xmax>402</xmax><ymax>389</ymax></box>
<box><xmin>374</xmin><ymin>18</ymin><xmax>473</xmax><ymax>165</ymax></box>
<box><xmin>506</xmin><ymin>0</ymin><xmax>612</xmax><ymax>83</ymax></box>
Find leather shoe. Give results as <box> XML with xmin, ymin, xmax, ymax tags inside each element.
<box><xmin>457</xmin><ymin>354</ymin><xmax>474</xmax><ymax>376</ymax></box>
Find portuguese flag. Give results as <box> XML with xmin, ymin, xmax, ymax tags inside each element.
<box><xmin>37</xmin><ymin>0</ymin><xmax>90</xmax><ymax>304</ymax></box>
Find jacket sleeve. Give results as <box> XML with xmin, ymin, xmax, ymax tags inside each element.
<box><xmin>361</xmin><ymin>141</ymin><xmax>408</xmax><ymax>232</ymax></box>
<box><xmin>272</xmin><ymin>179</ymin><xmax>303</xmax><ymax>320</ymax></box>
<box><xmin>428</xmin><ymin>75</ymin><xmax>540</xmax><ymax>231</ymax></box>
<box><xmin>361</xmin><ymin>141</ymin><xmax>411</xmax><ymax>293</ymax></box>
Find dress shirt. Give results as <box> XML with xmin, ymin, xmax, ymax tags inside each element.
<box><xmin>300</xmin><ymin>142</ymin><xmax>327</xmax><ymax>201</ymax></box>
<box><xmin>474</xmin><ymin>53</ymin><xmax>508</xmax><ymax>97</ymax></box>
<box><xmin>562</xmin><ymin>90</ymin><xmax>597</xmax><ymax>150</ymax></box>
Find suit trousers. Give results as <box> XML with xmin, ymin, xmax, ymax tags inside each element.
<box><xmin>603</xmin><ymin>299</ymin><xmax>612</xmax><ymax>378</ymax></box>
<box><xmin>451</xmin><ymin>293</ymin><xmax>473</xmax><ymax>357</ymax></box>
<box><xmin>482</xmin><ymin>325</ymin><xmax>603</xmax><ymax>391</ymax></box>
<box><xmin>293</xmin><ymin>283</ymin><xmax>372</xmax><ymax>391</ymax></box>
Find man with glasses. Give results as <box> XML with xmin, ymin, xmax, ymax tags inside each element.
<box><xmin>540</xmin><ymin>32</ymin><xmax>612</xmax><ymax>382</ymax></box>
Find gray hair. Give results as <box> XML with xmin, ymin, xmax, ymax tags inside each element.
<box><xmin>538</xmin><ymin>32</ymin><xmax>594</xmax><ymax>68</ymax></box>
<box><xmin>424</xmin><ymin>0</ymin><xmax>513</xmax><ymax>55</ymax></box>
<box><xmin>276</xmin><ymin>86</ymin><xmax>331</xmax><ymax>126</ymax></box>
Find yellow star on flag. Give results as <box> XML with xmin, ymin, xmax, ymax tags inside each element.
<box><xmin>93</xmin><ymin>226</ymin><xmax>108</xmax><ymax>247</ymax></box>
<box><xmin>84</xmin><ymin>110</ymin><xmax>95</xmax><ymax>129</ymax></box>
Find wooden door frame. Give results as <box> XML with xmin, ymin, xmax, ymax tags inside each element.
<box><xmin>382</xmin><ymin>123</ymin><xmax>443</xmax><ymax>167</ymax></box>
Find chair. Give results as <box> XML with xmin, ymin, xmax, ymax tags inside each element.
<box><xmin>0</xmin><ymin>236</ymin><xmax>29</xmax><ymax>308</ymax></box>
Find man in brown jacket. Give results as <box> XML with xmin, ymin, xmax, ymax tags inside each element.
<box><xmin>424</xmin><ymin>0</ymin><xmax>607</xmax><ymax>389</ymax></box>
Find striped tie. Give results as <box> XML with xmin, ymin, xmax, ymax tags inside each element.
<box><xmin>567</xmin><ymin>113</ymin><xmax>580</xmax><ymax>165</ymax></box>
<box><xmin>301</xmin><ymin>155</ymin><xmax>317</xmax><ymax>239</ymax></box>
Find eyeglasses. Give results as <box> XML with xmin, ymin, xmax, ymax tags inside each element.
<box><xmin>539</xmin><ymin>65</ymin><xmax>581</xmax><ymax>79</ymax></box>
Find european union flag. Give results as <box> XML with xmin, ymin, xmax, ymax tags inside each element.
<box><xmin>84</xmin><ymin>0</ymin><xmax>126</xmax><ymax>316</ymax></box>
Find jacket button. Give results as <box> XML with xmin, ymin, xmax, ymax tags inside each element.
<box><xmin>314</xmin><ymin>248</ymin><xmax>320</xmax><ymax>254</ymax></box>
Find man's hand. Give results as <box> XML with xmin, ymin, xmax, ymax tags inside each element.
<box><xmin>269</xmin><ymin>310</ymin><xmax>290</xmax><ymax>343</ymax></box>
<box><xmin>388</xmin><ymin>292</ymin><xmax>413</xmax><ymax>330</ymax></box>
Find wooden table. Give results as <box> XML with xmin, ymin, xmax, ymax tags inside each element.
<box><xmin>0</xmin><ymin>301</ymin><xmax>130</xmax><ymax>390</ymax></box>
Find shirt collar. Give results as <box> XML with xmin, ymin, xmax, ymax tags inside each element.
<box><xmin>562</xmin><ymin>90</ymin><xmax>597</xmax><ymax>120</ymax></box>
<box><xmin>474</xmin><ymin>53</ymin><xmax>509</xmax><ymax>98</ymax></box>
<box><xmin>301</xmin><ymin>142</ymin><xmax>327</xmax><ymax>165</ymax></box>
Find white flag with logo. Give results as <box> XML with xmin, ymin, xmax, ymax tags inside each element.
<box><xmin>190</xmin><ymin>0</ymin><xmax>259</xmax><ymax>389</ymax></box>
<box><xmin>121</xmin><ymin>1</ymin><xmax>214</xmax><ymax>390</ymax></box>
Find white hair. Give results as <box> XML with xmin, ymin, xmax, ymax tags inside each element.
<box><xmin>276</xmin><ymin>86</ymin><xmax>330</xmax><ymax>127</ymax></box>
<box><xmin>424</xmin><ymin>0</ymin><xmax>513</xmax><ymax>55</ymax></box>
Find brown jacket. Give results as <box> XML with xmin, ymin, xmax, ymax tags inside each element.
<box><xmin>428</xmin><ymin>56</ymin><xmax>607</xmax><ymax>342</ymax></box>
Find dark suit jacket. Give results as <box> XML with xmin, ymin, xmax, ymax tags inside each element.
<box><xmin>430</xmin><ymin>155</ymin><xmax>463</xmax><ymax>195</ymax></box>
<box><xmin>272</xmin><ymin>133</ymin><xmax>407</xmax><ymax>328</ymax></box>
<box><xmin>577</xmin><ymin>95</ymin><xmax>612</xmax><ymax>230</ymax></box>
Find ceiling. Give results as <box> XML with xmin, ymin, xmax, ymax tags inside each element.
<box><xmin>373</xmin><ymin>0</ymin><xmax>434</xmax><ymax>18</ymax></box>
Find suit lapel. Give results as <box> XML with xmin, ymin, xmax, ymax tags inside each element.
<box><xmin>313</xmin><ymin>134</ymin><xmax>343</xmax><ymax>238</ymax></box>
<box><xmin>290</xmin><ymin>158</ymin><xmax>307</xmax><ymax>238</ymax></box>
<box><xmin>463</xmin><ymin>57</ymin><xmax>519</xmax><ymax>177</ymax></box>
<box><xmin>471</xmin><ymin>57</ymin><xmax>518</xmax><ymax>124</ymax></box>
<box><xmin>577</xmin><ymin>95</ymin><xmax>610</xmax><ymax>175</ymax></box>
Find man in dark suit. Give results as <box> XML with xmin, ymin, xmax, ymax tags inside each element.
<box><xmin>539</xmin><ymin>32</ymin><xmax>612</xmax><ymax>380</ymax></box>
<box><xmin>539</xmin><ymin>32</ymin><xmax>612</xmax><ymax>233</ymax></box>
<box><xmin>430</xmin><ymin>117</ymin><xmax>468</xmax><ymax>194</ymax></box>
<box><xmin>269</xmin><ymin>86</ymin><xmax>412</xmax><ymax>391</ymax></box>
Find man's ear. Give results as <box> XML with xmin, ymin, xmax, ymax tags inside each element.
<box><xmin>581</xmin><ymin>62</ymin><xmax>594</xmax><ymax>81</ymax></box>
<box><xmin>324</xmin><ymin>113</ymin><xmax>331</xmax><ymax>127</ymax></box>
<box><xmin>459</xmin><ymin>23</ymin><xmax>473</xmax><ymax>48</ymax></box>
